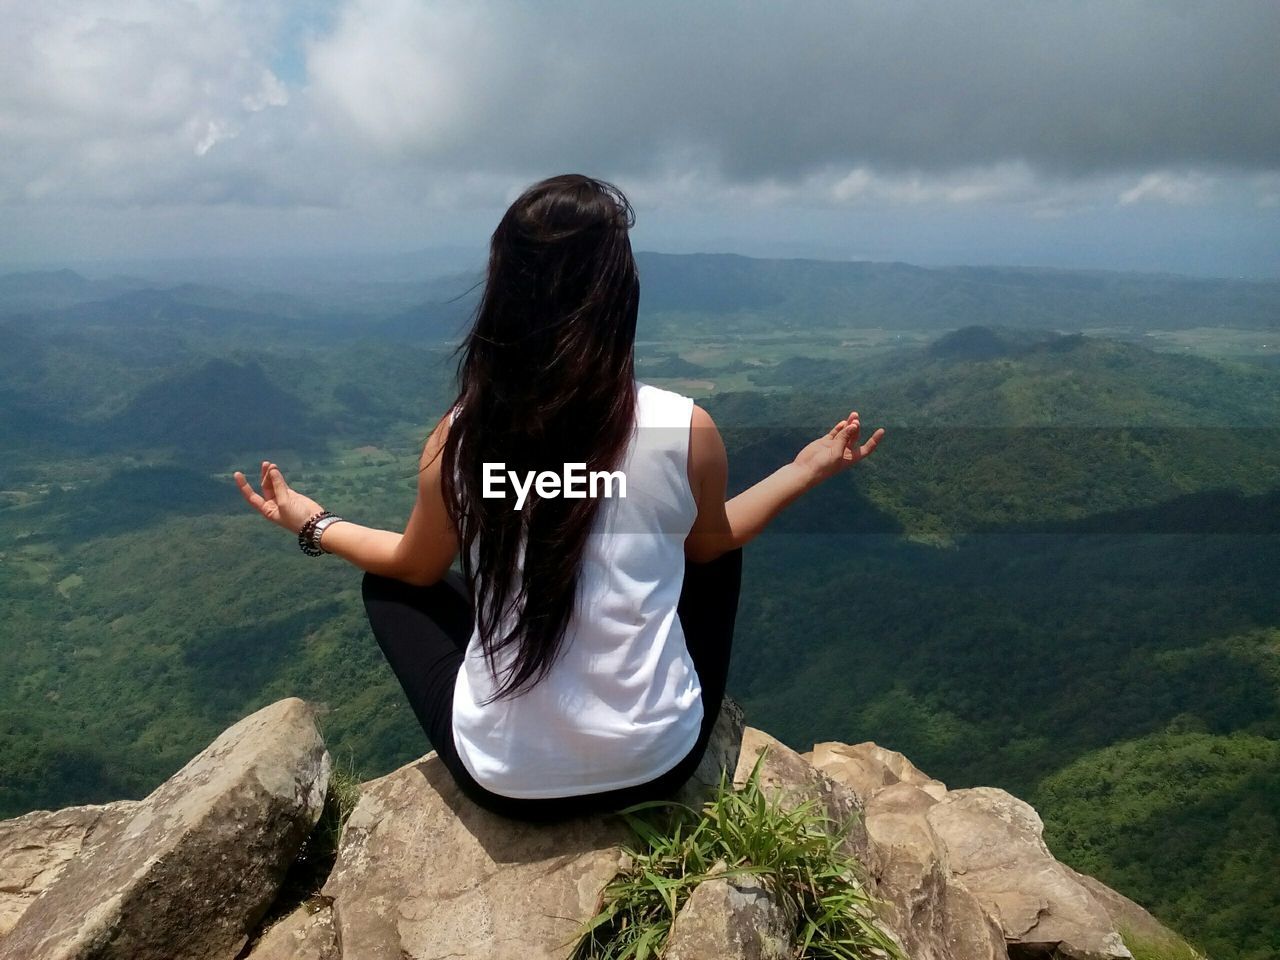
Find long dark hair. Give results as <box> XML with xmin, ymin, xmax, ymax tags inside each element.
<box><xmin>438</xmin><ymin>174</ymin><xmax>640</xmax><ymax>704</ymax></box>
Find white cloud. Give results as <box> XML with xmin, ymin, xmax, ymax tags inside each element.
<box><xmin>832</xmin><ymin>169</ymin><xmax>874</xmax><ymax>203</ymax></box>
<box><xmin>305</xmin><ymin>0</ymin><xmax>506</xmax><ymax>155</ymax></box>
<box><xmin>638</xmin><ymin>160</ymin><xmax>1114</xmax><ymax>217</ymax></box>
<box><xmin>194</xmin><ymin>118</ymin><xmax>235</xmax><ymax>156</ymax></box>
<box><xmin>0</xmin><ymin>1</ymin><xmax>294</xmax><ymax>204</ymax></box>
<box><xmin>242</xmin><ymin>70</ymin><xmax>289</xmax><ymax>112</ymax></box>
<box><xmin>1117</xmin><ymin>171</ymin><xmax>1215</xmax><ymax>206</ymax></box>
<box><xmin>829</xmin><ymin>163</ymin><xmax>1045</xmax><ymax>207</ymax></box>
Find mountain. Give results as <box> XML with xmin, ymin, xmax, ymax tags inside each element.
<box><xmin>20</xmin><ymin>253</ymin><xmax>1265</xmax><ymax>346</ymax></box>
<box><xmin>748</xmin><ymin>325</ymin><xmax>1280</xmax><ymax>427</ymax></box>
<box><xmin>371</xmin><ymin>290</ymin><xmax>484</xmax><ymax>342</ymax></box>
<box><xmin>631</xmin><ymin>252</ymin><xmax>1280</xmax><ymax>332</ymax></box>
<box><xmin>398</xmin><ymin>253</ymin><xmax>1280</xmax><ymax>335</ymax></box>
<box><xmin>0</xmin><ymin>270</ymin><xmax>154</xmax><ymax>313</ymax></box>
<box><xmin>925</xmin><ymin>324</ymin><xmax>1055</xmax><ymax>360</ymax></box>
<box><xmin>94</xmin><ymin>357</ymin><xmax>321</xmax><ymax>462</ymax></box>
<box><xmin>51</xmin><ymin>286</ymin><xmax>344</xmax><ymax>338</ymax></box>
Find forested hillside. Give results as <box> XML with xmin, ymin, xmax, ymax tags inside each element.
<box><xmin>1</xmin><ymin>259</ymin><xmax>1276</xmax><ymax>958</ymax></box>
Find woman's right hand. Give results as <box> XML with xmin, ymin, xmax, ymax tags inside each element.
<box><xmin>792</xmin><ymin>411</ymin><xmax>885</xmax><ymax>485</ymax></box>
<box><xmin>233</xmin><ymin>461</ymin><xmax>325</xmax><ymax>534</ymax></box>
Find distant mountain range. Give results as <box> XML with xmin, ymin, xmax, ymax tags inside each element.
<box><xmin>740</xmin><ymin>324</ymin><xmax>1280</xmax><ymax>426</ymax></box>
<box><xmin>4</xmin><ymin>253</ymin><xmax>1278</xmax><ymax>340</ymax></box>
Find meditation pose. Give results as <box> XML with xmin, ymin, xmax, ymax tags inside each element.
<box><xmin>234</xmin><ymin>174</ymin><xmax>884</xmax><ymax>821</ymax></box>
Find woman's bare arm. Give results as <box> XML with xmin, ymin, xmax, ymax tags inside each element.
<box><xmin>235</xmin><ymin>415</ymin><xmax>459</xmax><ymax>586</ymax></box>
<box><xmin>684</xmin><ymin>405</ymin><xmax>884</xmax><ymax>563</ymax></box>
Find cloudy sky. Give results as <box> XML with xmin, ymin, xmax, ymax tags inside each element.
<box><xmin>3</xmin><ymin>0</ymin><xmax>1278</xmax><ymax>278</ymax></box>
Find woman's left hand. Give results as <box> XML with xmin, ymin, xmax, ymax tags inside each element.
<box><xmin>233</xmin><ymin>461</ymin><xmax>324</xmax><ymax>534</ymax></box>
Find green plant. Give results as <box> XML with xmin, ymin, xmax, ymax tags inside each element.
<box><xmin>569</xmin><ymin>747</ymin><xmax>905</xmax><ymax>960</ymax></box>
<box><xmin>260</xmin><ymin>754</ymin><xmax>364</xmax><ymax>924</ymax></box>
<box><xmin>305</xmin><ymin>756</ymin><xmax>364</xmax><ymax>867</ymax></box>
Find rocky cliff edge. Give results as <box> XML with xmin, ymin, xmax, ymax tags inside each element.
<box><xmin>0</xmin><ymin>698</ymin><xmax>1202</xmax><ymax>960</ymax></box>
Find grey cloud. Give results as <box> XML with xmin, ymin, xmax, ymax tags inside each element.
<box><xmin>309</xmin><ymin>0</ymin><xmax>1280</xmax><ymax>182</ymax></box>
<box><xmin>2</xmin><ymin>0</ymin><xmax>1277</xmax><ymax>270</ymax></box>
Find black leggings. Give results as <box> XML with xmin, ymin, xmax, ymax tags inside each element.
<box><xmin>361</xmin><ymin>548</ymin><xmax>742</xmax><ymax>823</ymax></box>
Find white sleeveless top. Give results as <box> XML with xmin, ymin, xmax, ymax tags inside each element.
<box><xmin>450</xmin><ymin>382</ymin><xmax>703</xmax><ymax>798</ymax></box>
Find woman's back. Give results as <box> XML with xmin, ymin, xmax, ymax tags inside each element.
<box><xmin>238</xmin><ymin>174</ymin><xmax>882</xmax><ymax>821</ymax></box>
<box><xmin>450</xmin><ymin>381</ymin><xmax>702</xmax><ymax>798</ymax></box>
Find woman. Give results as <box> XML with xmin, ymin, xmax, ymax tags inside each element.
<box><xmin>234</xmin><ymin>174</ymin><xmax>884</xmax><ymax>822</ymax></box>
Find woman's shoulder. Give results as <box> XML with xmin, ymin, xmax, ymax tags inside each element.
<box><xmin>635</xmin><ymin>379</ymin><xmax>688</xmax><ymax>400</ymax></box>
<box><xmin>635</xmin><ymin>380</ymin><xmax>696</xmax><ymax>423</ymax></box>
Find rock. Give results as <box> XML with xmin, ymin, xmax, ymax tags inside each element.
<box><xmin>806</xmin><ymin>744</ymin><xmax>1005</xmax><ymax>960</ymax></box>
<box><xmin>0</xmin><ymin>695</ymin><xmax>1199</xmax><ymax>960</ymax></box>
<box><xmin>242</xmin><ymin>899</ymin><xmax>339</xmax><ymax>960</ymax></box>
<box><xmin>731</xmin><ymin>729</ymin><xmax>907</xmax><ymax>956</ymax></box>
<box><xmin>733</xmin><ymin>727</ymin><xmax>879</xmax><ymax>873</ymax></box>
<box><xmin>0</xmin><ymin>801</ymin><xmax>138</xmax><ymax>938</ymax></box>
<box><xmin>926</xmin><ymin>787</ymin><xmax>1131</xmax><ymax>960</ymax></box>
<box><xmin>319</xmin><ymin>696</ymin><xmax>745</xmax><ymax>960</ymax></box>
<box><xmin>0</xmin><ymin>698</ymin><xmax>331</xmax><ymax>960</ymax></box>
<box><xmin>1063</xmin><ymin>867</ymin><xmax>1206</xmax><ymax>959</ymax></box>
<box><xmin>808</xmin><ymin>741</ymin><xmax>948</xmax><ymax>804</ymax></box>
<box><xmin>321</xmin><ymin>753</ymin><xmax>631</xmax><ymax>960</ymax></box>
<box><xmin>665</xmin><ymin>863</ymin><xmax>795</xmax><ymax>960</ymax></box>
<box><xmin>862</xmin><ymin>781</ymin><xmax>1007</xmax><ymax>960</ymax></box>
<box><xmin>942</xmin><ymin>882</ymin><xmax>1011</xmax><ymax>960</ymax></box>
<box><xmin>673</xmin><ymin>696</ymin><xmax>746</xmax><ymax>808</ymax></box>
<box><xmin>862</xmin><ymin>782</ymin><xmax>949</xmax><ymax>942</ymax></box>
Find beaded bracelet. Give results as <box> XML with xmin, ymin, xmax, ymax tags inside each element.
<box><xmin>298</xmin><ymin>510</ymin><xmax>335</xmax><ymax>557</ymax></box>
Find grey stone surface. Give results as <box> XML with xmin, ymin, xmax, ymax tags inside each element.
<box><xmin>665</xmin><ymin>864</ymin><xmax>795</xmax><ymax>960</ymax></box>
<box><xmin>321</xmin><ymin>751</ymin><xmax>630</xmax><ymax>960</ymax></box>
<box><xmin>809</xmin><ymin>740</ymin><xmax>1007</xmax><ymax>960</ymax></box>
<box><xmin>0</xmin><ymin>694</ymin><xmax>1194</xmax><ymax>960</ymax></box>
<box><xmin>319</xmin><ymin>695</ymin><xmax>746</xmax><ymax>960</ymax></box>
<box><xmin>0</xmin><ymin>698</ymin><xmax>330</xmax><ymax>960</ymax></box>
<box><xmin>673</xmin><ymin>696</ymin><xmax>746</xmax><ymax>809</ymax></box>
<box><xmin>242</xmin><ymin>900</ymin><xmax>339</xmax><ymax>960</ymax></box>
<box><xmin>0</xmin><ymin>800</ymin><xmax>138</xmax><ymax>937</ymax></box>
<box><xmin>942</xmin><ymin>882</ymin><xmax>1012</xmax><ymax>960</ymax></box>
<box><xmin>735</xmin><ymin>727</ymin><xmax>880</xmax><ymax>875</ymax></box>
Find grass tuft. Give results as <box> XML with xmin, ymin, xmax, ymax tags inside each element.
<box><xmin>569</xmin><ymin>746</ymin><xmax>906</xmax><ymax>960</ymax></box>
<box><xmin>251</xmin><ymin>753</ymin><xmax>363</xmax><ymax>936</ymax></box>
<box><xmin>300</xmin><ymin>757</ymin><xmax>363</xmax><ymax>872</ymax></box>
